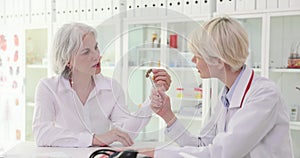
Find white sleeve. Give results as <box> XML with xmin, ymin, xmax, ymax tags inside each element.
<box><xmin>164</xmin><ymin>119</ymin><xmax>199</xmax><ymax>147</ymax></box>
<box><xmin>121</xmin><ymin>97</ymin><xmax>153</xmax><ymax>139</ymax></box>
<box><xmin>32</xmin><ymin>80</ymin><xmax>93</xmax><ymax>147</ymax></box>
<box><xmin>165</xmin><ymin>102</ymin><xmax>222</xmax><ymax>147</ymax></box>
<box><xmin>156</xmin><ymin>84</ymin><xmax>281</xmax><ymax>158</ymax></box>
<box><xmin>109</xmin><ymin>82</ymin><xmax>152</xmax><ymax>139</ymax></box>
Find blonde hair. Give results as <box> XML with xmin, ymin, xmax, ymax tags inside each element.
<box><xmin>189</xmin><ymin>17</ymin><xmax>249</xmax><ymax>71</ymax></box>
<box><xmin>51</xmin><ymin>22</ymin><xmax>97</xmax><ymax>79</ymax></box>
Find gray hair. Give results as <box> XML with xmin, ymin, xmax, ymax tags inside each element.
<box><xmin>51</xmin><ymin>22</ymin><xmax>97</xmax><ymax>79</ymax></box>
<box><xmin>189</xmin><ymin>17</ymin><xmax>249</xmax><ymax>71</ymax></box>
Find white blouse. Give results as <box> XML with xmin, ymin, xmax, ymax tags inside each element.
<box><xmin>32</xmin><ymin>74</ymin><xmax>152</xmax><ymax>147</ymax></box>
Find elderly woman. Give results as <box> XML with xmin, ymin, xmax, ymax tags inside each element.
<box><xmin>32</xmin><ymin>22</ymin><xmax>171</xmax><ymax>147</ymax></box>
<box><xmin>142</xmin><ymin>17</ymin><xmax>293</xmax><ymax>158</ymax></box>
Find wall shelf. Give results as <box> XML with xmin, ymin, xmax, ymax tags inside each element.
<box><xmin>177</xmin><ymin>115</ymin><xmax>202</xmax><ymax>121</ymax></box>
<box><xmin>270</xmin><ymin>68</ymin><xmax>300</xmax><ymax>73</ymax></box>
<box><xmin>172</xmin><ymin>97</ymin><xmax>202</xmax><ymax>102</ymax></box>
<box><xmin>26</xmin><ymin>64</ymin><xmax>47</xmax><ymax>69</ymax></box>
<box><xmin>26</xmin><ymin>102</ymin><xmax>35</xmax><ymax>107</ymax></box>
<box><xmin>290</xmin><ymin>121</ymin><xmax>300</xmax><ymax>131</ymax></box>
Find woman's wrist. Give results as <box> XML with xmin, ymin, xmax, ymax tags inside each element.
<box><xmin>92</xmin><ymin>134</ymin><xmax>106</xmax><ymax>146</ymax></box>
<box><xmin>138</xmin><ymin>148</ymin><xmax>155</xmax><ymax>157</ymax></box>
<box><xmin>166</xmin><ymin>116</ymin><xmax>177</xmax><ymax>127</ymax></box>
<box><xmin>163</xmin><ymin>113</ymin><xmax>177</xmax><ymax>127</ymax></box>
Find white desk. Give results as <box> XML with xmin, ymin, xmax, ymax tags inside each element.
<box><xmin>3</xmin><ymin>141</ymin><xmax>164</xmax><ymax>158</ymax></box>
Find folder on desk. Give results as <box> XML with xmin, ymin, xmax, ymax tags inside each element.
<box><xmin>278</xmin><ymin>0</ymin><xmax>290</xmax><ymax>9</ymax></box>
<box><xmin>256</xmin><ymin>0</ymin><xmax>266</xmax><ymax>10</ymax></box>
<box><xmin>30</xmin><ymin>0</ymin><xmax>37</xmax><ymax>23</ymax></box>
<box><xmin>237</xmin><ymin>0</ymin><xmax>255</xmax><ymax>11</ymax></box>
<box><xmin>126</xmin><ymin>0</ymin><xmax>135</xmax><ymax>18</ymax></box>
<box><xmin>55</xmin><ymin>0</ymin><xmax>65</xmax><ymax>23</ymax></box>
<box><xmin>0</xmin><ymin>0</ymin><xmax>5</xmax><ymax>24</ymax></box>
<box><xmin>267</xmin><ymin>0</ymin><xmax>278</xmax><ymax>9</ymax></box>
<box><xmin>201</xmin><ymin>0</ymin><xmax>216</xmax><ymax>14</ymax></box>
<box><xmin>157</xmin><ymin>0</ymin><xmax>167</xmax><ymax>16</ymax></box>
<box><xmin>236</xmin><ymin>0</ymin><xmax>244</xmax><ymax>11</ymax></box>
<box><xmin>142</xmin><ymin>0</ymin><xmax>157</xmax><ymax>17</ymax></box>
<box><xmin>183</xmin><ymin>0</ymin><xmax>192</xmax><ymax>16</ymax></box>
<box><xmin>112</xmin><ymin>0</ymin><xmax>126</xmax><ymax>18</ymax></box>
<box><xmin>223</xmin><ymin>0</ymin><xmax>236</xmax><ymax>13</ymax></box>
<box><xmin>66</xmin><ymin>0</ymin><xmax>74</xmax><ymax>21</ymax></box>
<box><xmin>191</xmin><ymin>0</ymin><xmax>201</xmax><ymax>16</ymax></box>
<box><xmin>167</xmin><ymin>0</ymin><xmax>183</xmax><ymax>17</ymax></box>
<box><xmin>135</xmin><ymin>0</ymin><xmax>143</xmax><ymax>17</ymax></box>
<box><xmin>38</xmin><ymin>0</ymin><xmax>46</xmax><ymax>24</ymax></box>
<box><xmin>229</xmin><ymin>0</ymin><xmax>236</xmax><ymax>12</ymax></box>
<box><xmin>216</xmin><ymin>0</ymin><xmax>225</xmax><ymax>13</ymax></box>
<box><xmin>5</xmin><ymin>0</ymin><xmax>13</xmax><ymax>24</ymax></box>
<box><xmin>24</xmin><ymin>0</ymin><xmax>31</xmax><ymax>24</ymax></box>
<box><xmin>245</xmin><ymin>0</ymin><xmax>255</xmax><ymax>11</ymax></box>
<box><xmin>290</xmin><ymin>0</ymin><xmax>300</xmax><ymax>8</ymax></box>
<box><xmin>45</xmin><ymin>0</ymin><xmax>52</xmax><ymax>23</ymax></box>
<box><xmin>104</xmin><ymin>0</ymin><xmax>113</xmax><ymax>20</ymax></box>
<box><xmin>79</xmin><ymin>0</ymin><xmax>87</xmax><ymax>20</ymax></box>
<box><xmin>93</xmin><ymin>0</ymin><xmax>102</xmax><ymax>20</ymax></box>
<box><xmin>73</xmin><ymin>0</ymin><xmax>80</xmax><ymax>20</ymax></box>
<box><xmin>86</xmin><ymin>0</ymin><xmax>93</xmax><ymax>20</ymax></box>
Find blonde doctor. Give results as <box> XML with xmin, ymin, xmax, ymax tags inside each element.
<box><xmin>142</xmin><ymin>17</ymin><xmax>293</xmax><ymax>157</ymax></box>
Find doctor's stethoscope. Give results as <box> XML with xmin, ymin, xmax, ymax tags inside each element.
<box><xmin>197</xmin><ymin>70</ymin><xmax>254</xmax><ymax>146</ymax></box>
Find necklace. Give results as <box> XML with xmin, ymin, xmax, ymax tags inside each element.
<box><xmin>69</xmin><ymin>78</ymin><xmax>74</xmax><ymax>87</ymax></box>
<box><xmin>69</xmin><ymin>77</ymin><xmax>94</xmax><ymax>105</ymax></box>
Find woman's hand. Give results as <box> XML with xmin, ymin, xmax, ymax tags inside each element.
<box><xmin>152</xmin><ymin>69</ymin><xmax>171</xmax><ymax>91</ymax></box>
<box><xmin>150</xmin><ymin>88</ymin><xmax>176</xmax><ymax>126</ymax></box>
<box><xmin>138</xmin><ymin>148</ymin><xmax>155</xmax><ymax>157</ymax></box>
<box><xmin>92</xmin><ymin>128</ymin><xmax>133</xmax><ymax>147</ymax></box>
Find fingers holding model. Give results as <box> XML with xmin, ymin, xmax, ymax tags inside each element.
<box><xmin>151</xmin><ymin>69</ymin><xmax>171</xmax><ymax>91</ymax></box>
<box><xmin>150</xmin><ymin>88</ymin><xmax>177</xmax><ymax>127</ymax></box>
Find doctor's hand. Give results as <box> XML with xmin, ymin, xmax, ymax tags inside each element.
<box><xmin>92</xmin><ymin>128</ymin><xmax>133</xmax><ymax>147</ymax></box>
<box><xmin>152</xmin><ymin>69</ymin><xmax>171</xmax><ymax>91</ymax></box>
<box><xmin>150</xmin><ymin>88</ymin><xmax>177</xmax><ymax>127</ymax></box>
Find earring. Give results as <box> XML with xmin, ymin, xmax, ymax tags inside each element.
<box><xmin>67</xmin><ymin>62</ymin><xmax>71</xmax><ymax>68</ymax></box>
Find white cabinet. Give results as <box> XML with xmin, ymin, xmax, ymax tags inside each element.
<box><xmin>25</xmin><ymin>28</ymin><xmax>49</xmax><ymax>141</ymax></box>
<box><xmin>94</xmin><ymin>19</ymin><xmax>123</xmax><ymax>81</ymax></box>
<box><xmin>267</xmin><ymin>11</ymin><xmax>300</xmax><ymax>131</ymax></box>
<box><xmin>237</xmin><ymin>16</ymin><xmax>264</xmax><ymax>75</ymax></box>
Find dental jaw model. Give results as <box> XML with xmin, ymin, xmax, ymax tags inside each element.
<box><xmin>145</xmin><ymin>69</ymin><xmax>157</xmax><ymax>90</ymax></box>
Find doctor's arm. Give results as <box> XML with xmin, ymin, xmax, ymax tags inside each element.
<box><xmin>32</xmin><ymin>81</ymin><xmax>93</xmax><ymax>147</ymax></box>
<box><xmin>150</xmin><ymin>89</ymin><xmax>201</xmax><ymax>147</ymax></box>
<box><xmin>153</xmin><ymin>83</ymin><xmax>281</xmax><ymax>158</ymax></box>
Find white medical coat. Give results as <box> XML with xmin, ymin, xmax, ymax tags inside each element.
<box><xmin>155</xmin><ymin>66</ymin><xmax>293</xmax><ymax>158</ymax></box>
<box><xmin>32</xmin><ymin>74</ymin><xmax>152</xmax><ymax>147</ymax></box>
